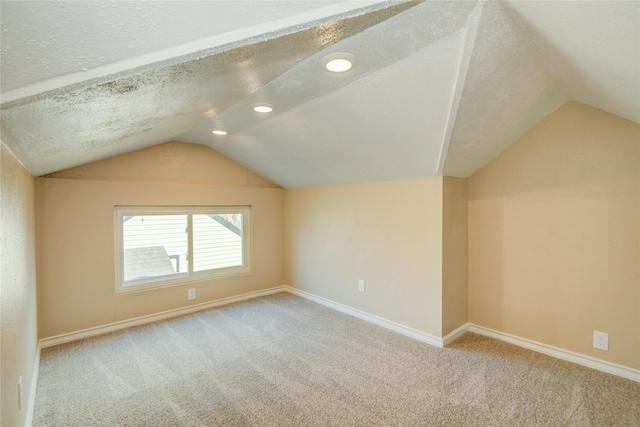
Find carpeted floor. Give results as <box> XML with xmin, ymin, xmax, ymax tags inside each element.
<box><xmin>33</xmin><ymin>293</ymin><xmax>640</xmax><ymax>426</ymax></box>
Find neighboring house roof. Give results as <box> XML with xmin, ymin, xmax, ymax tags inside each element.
<box><xmin>124</xmin><ymin>246</ymin><xmax>176</xmax><ymax>282</ymax></box>
<box><xmin>1</xmin><ymin>1</ymin><xmax>638</xmax><ymax>187</ymax></box>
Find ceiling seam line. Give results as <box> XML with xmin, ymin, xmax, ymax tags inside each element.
<box><xmin>434</xmin><ymin>0</ymin><xmax>485</xmax><ymax>177</ymax></box>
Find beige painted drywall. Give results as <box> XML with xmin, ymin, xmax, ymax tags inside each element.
<box><xmin>284</xmin><ymin>178</ymin><xmax>444</xmax><ymax>337</ymax></box>
<box><xmin>36</xmin><ymin>144</ymin><xmax>284</xmax><ymax>338</ymax></box>
<box><xmin>44</xmin><ymin>141</ymin><xmax>280</xmax><ymax>188</ymax></box>
<box><xmin>1</xmin><ymin>144</ymin><xmax>38</xmax><ymax>427</ymax></box>
<box><xmin>468</xmin><ymin>101</ymin><xmax>640</xmax><ymax>369</ymax></box>
<box><xmin>442</xmin><ymin>177</ymin><xmax>468</xmax><ymax>336</ymax></box>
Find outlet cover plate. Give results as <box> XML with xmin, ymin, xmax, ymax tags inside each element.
<box><xmin>593</xmin><ymin>331</ymin><xmax>609</xmax><ymax>351</ymax></box>
<box><xmin>358</xmin><ymin>280</ymin><xmax>365</xmax><ymax>293</ymax></box>
<box><xmin>188</xmin><ymin>288</ymin><xmax>196</xmax><ymax>300</ymax></box>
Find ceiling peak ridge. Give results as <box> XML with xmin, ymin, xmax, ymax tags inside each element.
<box><xmin>435</xmin><ymin>0</ymin><xmax>486</xmax><ymax>176</ymax></box>
<box><xmin>0</xmin><ymin>1</ymin><xmax>400</xmax><ymax>109</ymax></box>
<box><xmin>441</xmin><ymin>0</ymin><xmax>570</xmax><ymax>178</ymax></box>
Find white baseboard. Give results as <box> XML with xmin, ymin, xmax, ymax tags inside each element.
<box><xmin>285</xmin><ymin>287</ymin><xmax>640</xmax><ymax>383</ymax></box>
<box><xmin>443</xmin><ymin>322</ymin><xmax>471</xmax><ymax>346</ymax></box>
<box><xmin>24</xmin><ymin>345</ymin><xmax>41</xmax><ymax>427</ymax></box>
<box><xmin>39</xmin><ymin>286</ymin><xmax>286</xmax><ymax>348</ymax></box>
<box><xmin>36</xmin><ymin>284</ymin><xmax>639</xmax><ymax>384</ymax></box>
<box><xmin>467</xmin><ymin>324</ymin><xmax>640</xmax><ymax>383</ymax></box>
<box><xmin>284</xmin><ymin>286</ymin><xmax>444</xmax><ymax>348</ymax></box>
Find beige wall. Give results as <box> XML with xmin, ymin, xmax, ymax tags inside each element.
<box><xmin>442</xmin><ymin>177</ymin><xmax>468</xmax><ymax>336</ymax></box>
<box><xmin>468</xmin><ymin>101</ymin><xmax>640</xmax><ymax>369</ymax></box>
<box><xmin>1</xmin><ymin>144</ymin><xmax>38</xmax><ymax>427</ymax></box>
<box><xmin>45</xmin><ymin>141</ymin><xmax>279</xmax><ymax>188</ymax></box>
<box><xmin>37</xmin><ymin>143</ymin><xmax>284</xmax><ymax>338</ymax></box>
<box><xmin>285</xmin><ymin>178</ymin><xmax>444</xmax><ymax>337</ymax></box>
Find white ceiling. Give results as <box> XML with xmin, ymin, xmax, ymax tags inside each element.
<box><xmin>1</xmin><ymin>1</ymin><xmax>638</xmax><ymax>187</ymax></box>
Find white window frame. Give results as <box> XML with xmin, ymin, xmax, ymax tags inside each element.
<box><xmin>115</xmin><ymin>205</ymin><xmax>251</xmax><ymax>293</ymax></box>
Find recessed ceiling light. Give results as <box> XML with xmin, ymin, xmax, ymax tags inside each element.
<box><xmin>326</xmin><ymin>59</ymin><xmax>352</xmax><ymax>72</ymax></box>
<box><xmin>212</xmin><ymin>130</ymin><xmax>227</xmax><ymax>136</ymax></box>
<box><xmin>321</xmin><ymin>52</ymin><xmax>357</xmax><ymax>73</ymax></box>
<box><xmin>253</xmin><ymin>104</ymin><xmax>273</xmax><ymax>113</ymax></box>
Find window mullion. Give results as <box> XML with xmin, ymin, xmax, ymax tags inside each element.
<box><xmin>187</xmin><ymin>213</ymin><xmax>194</xmax><ymax>275</ymax></box>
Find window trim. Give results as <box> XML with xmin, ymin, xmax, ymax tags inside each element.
<box><xmin>115</xmin><ymin>205</ymin><xmax>251</xmax><ymax>294</ymax></box>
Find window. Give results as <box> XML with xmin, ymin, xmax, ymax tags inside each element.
<box><xmin>115</xmin><ymin>206</ymin><xmax>250</xmax><ymax>292</ymax></box>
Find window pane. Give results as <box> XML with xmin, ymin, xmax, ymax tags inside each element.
<box><xmin>193</xmin><ymin>213</ymin><xmax>243</xmax><ymax>272</ymax></box>
<box><xmin>122</xmin><ymin>214</ymin><xmax>187</xmax><ymax>284</ymax></box>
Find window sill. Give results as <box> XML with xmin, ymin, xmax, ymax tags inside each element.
<box><xmin>115</xmin><ymin>269</ymin><xmax>253</xmax><ymax>296</ymax></box>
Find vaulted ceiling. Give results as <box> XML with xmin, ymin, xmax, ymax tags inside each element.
<box><xmin>1</xmin><ymin>1</ymin><xmax>638</xmax><ymax>188</ymax></box>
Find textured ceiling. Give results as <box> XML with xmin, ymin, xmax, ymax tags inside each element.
<box><xmin>1</xmin><ymin>1</ymin><xmax>638</xmax><ymax>187</ymax></box>
<box><xmin>0</xmin><ymin>1</ymin><xmax>390</xmax><ymax>102</ymax></box>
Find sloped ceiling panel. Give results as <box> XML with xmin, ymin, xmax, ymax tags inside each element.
<box><xmin>1</xmin><ymin>3</ymin><xmax>415</xmax><ymax>176</ymax></box>
<box><xmin>0</xmin><ymin>1</ymin><xmax>396</xmax><ymax>103</ymax></box>
<box><xmin>442</xmin><ymin>1</ymin><xmax>567</xmax><ymax>178</ymax></box>
<box><xmin>506</xmin><ymin>1</ymin><xmax>640</xmax><ymax>124</ymax></box>
<box><xmin>179</xmin><ymin>1</ymin><xmax>474</xmax><ymax>137</ymax></box>
<box><xmin>179</xmin><ymin>1</ymin><xmax>475</xmax><ymax>187</ymax></box>
<box><xmin>197</xmin><ymin>34</ymin><xmax>465</xmax><ymax>188</ymax></box>
<box><xmin>0</xmin><ymin>1</ymin><xmax>345</xmax><ymax>93</ymax></box>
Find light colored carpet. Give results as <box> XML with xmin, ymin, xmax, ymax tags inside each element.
<box><xmin>33</xmin><ymin>293</ymin><xmax>640</xmax><ymax>426</ymax></box>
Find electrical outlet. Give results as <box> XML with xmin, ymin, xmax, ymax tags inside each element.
<box><xmin>593</xmin><ymin>331</ymin><xmax>609</xmax><ymax>351</ymax></box>
<box><xmin>188</xmin><ymin>288</ymin><xmax>196</xmax><ymax>300</ymax></box>
<box><xmin>358</xmin><ymin>279</ymin><xmax>365</xmax><ymax>293</ymax></box>
<box><xmin>17</xmin><ymin>376</ymin><xmax>22</xmax><ymax>410</ymax></box>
